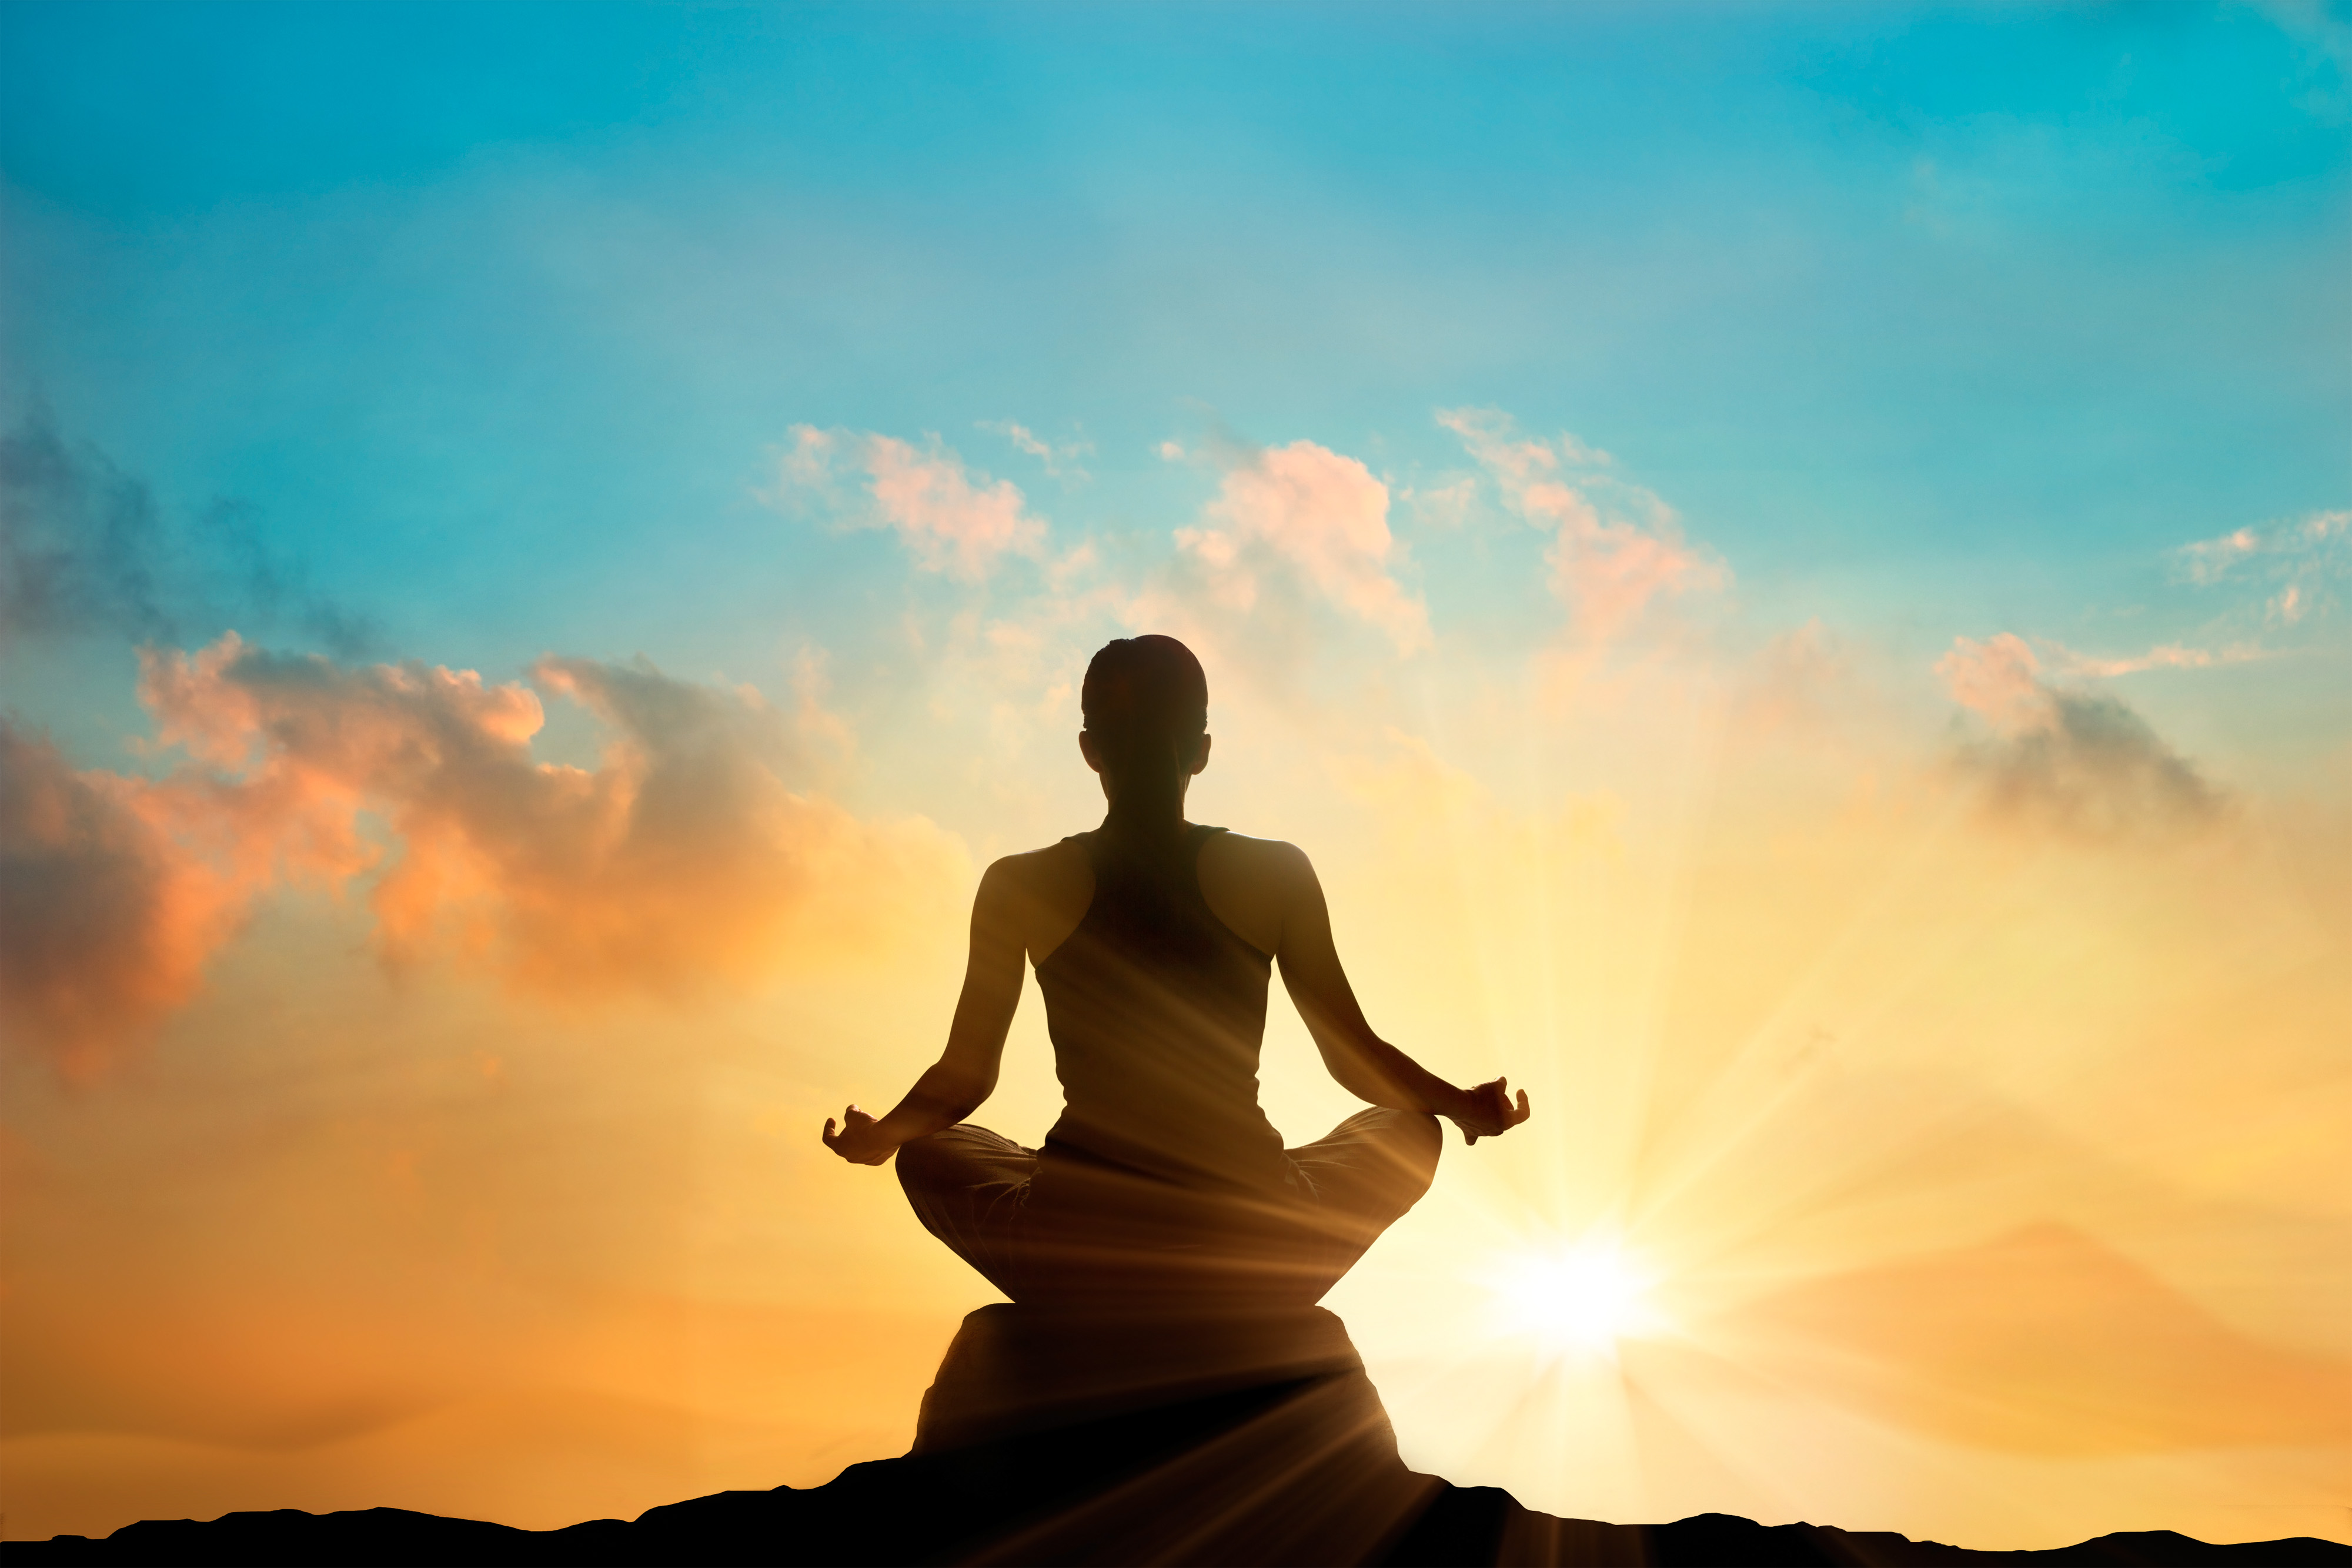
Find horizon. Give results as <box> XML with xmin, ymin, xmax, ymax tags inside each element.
<box><xmin>2</xmin><ymin>0</ymin><xmax>2349</xmax><ymax>1551</ymax></box>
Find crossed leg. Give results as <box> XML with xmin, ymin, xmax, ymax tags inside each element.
<box><xmin>894</xmin><ymin>1108</ymin><xmax>1442</xmax><ymax>1306</ymax></box>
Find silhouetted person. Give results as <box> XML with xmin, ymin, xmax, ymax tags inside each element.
<box><xmin>823</xmin><ymin>635</ymin><xmax>1530</xmax><ymax>1309</ymax></box>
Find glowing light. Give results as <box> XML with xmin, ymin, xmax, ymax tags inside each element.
<box><xmin>1485</xmin><ymin>1238</ymin><xmax>1662</xmax><ymax>1354</ymax></box>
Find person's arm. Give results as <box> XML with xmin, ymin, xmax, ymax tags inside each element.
<box><xmin>1269</xmin><ymin>842</ymin><xmax>1531</xmax><ymax>1144</ymax></box>
<box><xmin>822</xmin><ymin>858</ymin><xmax>1028</xmax><ymax>1165</ymax></box>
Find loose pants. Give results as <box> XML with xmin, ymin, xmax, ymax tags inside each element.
<box><xmin>894</xmin><ymin>1108</ymin><xmax>1442</xmax><ymax>1308</ymax></box>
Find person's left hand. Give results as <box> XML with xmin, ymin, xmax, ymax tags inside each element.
<box><xmin>1446</xmin><ymin>1077</ymin><xmax>1532</xmax><ymax>1145</ymax></box>
<box><xmin>821</xmin><ymin>1104</ymin><xmax>897</xmax><ymax>1165</ymax></box>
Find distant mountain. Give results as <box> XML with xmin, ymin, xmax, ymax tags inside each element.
<box><xmin>1716</xmin><ymin>1222</ymin><xmax>2352</xmax><ymax>1452</ymax></box>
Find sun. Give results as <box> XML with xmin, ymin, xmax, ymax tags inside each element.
<box><xmin>1485</xmin><ymin>1238</ymin><xmax>1663</xmax><ymax>1355</ymax></box>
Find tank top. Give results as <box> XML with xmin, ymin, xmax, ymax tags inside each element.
<box><xmin>1033</xmin><ymin>824</ymin><xmax>1289</xmax><ymax>1195</ymax></box>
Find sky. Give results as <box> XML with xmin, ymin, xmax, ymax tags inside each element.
<box><xmin>3</xmin><ymin>0</ymin><xmax>2350</xmax><ymax>1550</ymax></box>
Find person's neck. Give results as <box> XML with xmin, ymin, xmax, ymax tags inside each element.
<box><xmin>1100</xmin><ymin>792</ymin><xmax>1189</xmax><ymax>846</ymax></box>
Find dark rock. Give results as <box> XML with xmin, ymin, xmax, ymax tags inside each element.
<box><xmin>15</xmin><ymin>1307</ymin><xmax>2349</xmax><ymax>1566</ymax></box>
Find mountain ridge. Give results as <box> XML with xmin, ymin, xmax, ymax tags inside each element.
<box><xmin>18</xmin><ymin>1302</ymin><xmax>2348</xmax><ymax>1566</ymax></box>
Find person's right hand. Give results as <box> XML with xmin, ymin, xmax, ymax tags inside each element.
<box><xmin>821</xmin><ymin>1104</ymin><xmax>897</xmax><ymax>1165</ymax></box>
<box><xmin>1446</xmin><ymin>1076</ymin><xmax>1532</xmax><ymax>1145</ymax></box>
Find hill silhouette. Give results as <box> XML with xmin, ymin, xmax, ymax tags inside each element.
<box><xmin>18</xmin><ymin>1305</ymin><xmax>2349</xmax><ymax>1566</ymax></box>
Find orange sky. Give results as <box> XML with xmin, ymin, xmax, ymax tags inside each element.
<box><xmin>6</xmin><ymin>567</ymin><xmax>2349</xmax><ymax>1547</ymax></box>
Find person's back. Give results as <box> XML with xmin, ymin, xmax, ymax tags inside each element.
<box><xmin>1034</xmin><ymin>822</ymin><xmax>1286</xmax><ymax>1194</ymax></box>
<box><xmin>821</xmin><ymin>634</ymin><xmax>1531</xmax><ymax>1308</ymax></box>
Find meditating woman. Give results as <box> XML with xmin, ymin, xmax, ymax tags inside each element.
<box><xmin>820</xmin><ymin>634</ymin><xmax>1531</xmax><ymax>1308</ymax></box>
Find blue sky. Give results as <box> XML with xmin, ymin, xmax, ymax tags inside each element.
<box><xmin>4</xmin><ymin>1</ymin><xmax>2347</xmax><ymax>760</ymax></box>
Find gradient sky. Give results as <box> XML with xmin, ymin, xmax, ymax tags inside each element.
<box><xmin>4</xmin><ymin>0</ymin><xmax>2350</xmax><ymax>1552</ymax></box>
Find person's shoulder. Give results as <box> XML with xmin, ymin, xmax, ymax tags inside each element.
<box><xmin>1201</xmin><ymin>830</ymin><xmax>1314</xmax><ymax>878</ymax></box>
<box><xmin>990</xmin><ymin>837</ymin><xmax>1085</xmax><ymax>868</ymax></box>
<box><xmin>981</xmin><ymin>838</ymin><xmax>1091</xmax><ymax>895</ymax></box>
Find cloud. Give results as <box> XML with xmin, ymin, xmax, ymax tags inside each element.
<box><xmin>2169</xmin><ymin>510</ymin><xmax>2348</xmax><ymax>585</ymax></box>
<box><xmin>775</xmin><ymin>426</ymin><xmax>1046</xmax><ymax>580</ymax></box>
<box><xmin>2044</xmin><ymin>639</ymin><xmax>2269</xmax><ymax>678</ymax></box>
<box><xmin>2169</xmin><ymin>508</ymin><xmax>2349</xmax><ymax>629</ymax></box>
<box><xmin>1438</xmin><ymin>407</ymin><xmax>1722</xmax><ymax>647</ymax></box>
<box><xmin>0</xmin><ymin>407</ymin><xmax>375</xmax><ymax>656</ymax></box>
<box><xmin>0</xmin><ymin>408</ymin><xmax>174</xmax><ymax>644</ymax></box>
<box><xmin>0</xmin><ymin>724</ymin><xmax>258</xmax><ymax>1081</ymax></box>
<box><xmin>147</xmin><ymin>637</ymin><xmax>970</xmax><ymax>994</ymax></box>
<box><xmin>1936</xmin><ymin>631</ymin><xmax>2053</xmax><ymax>735</ymax></box>
<box><xmin>1940</xmin><ymin>628</ymin><xmax>2271</xmax><ymax>693</ymax></box>
<box><xmin>1174</xmin><ymin>439</ymin><xmax>1431</xmax><ymax>653</ymax></box>
<box><xmin>1</xmin><ymin>636</ymin><xmax>968</xmax><ymax>1076</ymax></box>
<box><xmin>1937</xmin><ymin>634</ymin><xmax>2224</xmax><ymax>840</ymax></box>
<box><xmin>2169</xmin><ymin>527</ymin><xmax>2263</xmax><ymax>587</ymax></box>
<box><xmin>779</xmin><ymin>423</ymin><xmax>837</xmax><ymax>489</ymax></box>
<box><xmin>977</xmin><ymin>420</ymin><xmax>1091</xmax><ymax>480</ymax></box>
<box><xmin>1400</xmin><ymin>479</ymin><xmax>1475</xmax><ymax>531</ymax></box>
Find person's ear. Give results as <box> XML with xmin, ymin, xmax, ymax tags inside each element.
<box><xmin>1078</xmin><ymin>730</ymin><xmax>1104</xmax><ymax>775</ymax></box>
<box><xmin>1190</xmin><ymin>734</ymin><xmax>1212</xmax><ymax>776</ymax></box>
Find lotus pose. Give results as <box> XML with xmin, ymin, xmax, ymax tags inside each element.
<box><xmin>823</xmin><ymin>636</ymin><xmax>1530</xmax><ymax>1306</ymax></box>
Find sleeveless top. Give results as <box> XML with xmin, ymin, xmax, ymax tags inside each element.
<box><xmin>1032</xmin><ymin>824</ymin><xmax>1289</xmax><ymax>1195</ymax></box>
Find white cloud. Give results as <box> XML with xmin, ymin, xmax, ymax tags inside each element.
<box><xmin>977</xmin><ymin>419</ymin><xmax>1092</xmax><ymax>480</ymax></box>
<box><xmin>2169</xmin><ymin>509</ymin><xmax>2348</xmax><ymax>631</ymax></box>
<box><xmin>2170</xmin><ymin>527</ymin><xmax>2263</xmax><ymax>586</ymax></box>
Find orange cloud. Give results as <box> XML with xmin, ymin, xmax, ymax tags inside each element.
<box><xmin>1439</xmin><ymin>407</ymin><xmax>1722</xmax><ymax>647</ymax></box>
<box><xmin>0</xmin><ymin>725</ymin><xmax>258</xmax><ymax>1081</ymax></box>
<box><xmin>778</xmin><ymin>425</ymin><xmax>1046</xmax><ymax>579</ymax></box>
<box><xmin>0</xmin><ymin>636</ymin><xmax>967</xmax><ymax>1076</ymax></box>
<box><xmin>148</xmin><ymin>636</ymin><xmax>968</xmax><ymax>995</ymax></box>
<box><xmin>1175</xmin><ymin>439</ymin><xmax>1431</xmax><ymax>653</ymax></box>
<box><xmin>1935</xmin><ymin>632</ymin><xmax>2051</xmax><ymax>735</ymax></box>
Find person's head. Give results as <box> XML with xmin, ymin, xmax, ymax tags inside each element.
<box><xmin>1079</xmin><ymin>634</ymin><xmax>1211</xmax><ymax>811</ymax></box>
